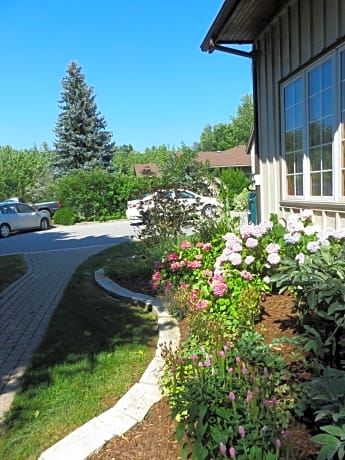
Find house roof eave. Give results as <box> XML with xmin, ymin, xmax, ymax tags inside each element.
<box><xmin>201</xmin><ymin>0</ymin><xmax>290</xmax><ymax>53</ymax></box>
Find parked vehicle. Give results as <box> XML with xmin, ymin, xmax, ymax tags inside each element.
<box><xmin>0</xmin><ymin>201</ymin><xmax>51</xmax><ymax>238</ymax></box>
<box><xmin>4</xmin><ymin>197</ymin><xmax>61</xmax><ymax>217</ymax></box>
<box><xmin>126</xmin><ymin>189</ymin><xmax>221</xmax><ymax>222</ymax></box>
<box><xmin>33</xmin><ymin>200</ymin><xmax>61</xmax><ymax>217</ymax></box>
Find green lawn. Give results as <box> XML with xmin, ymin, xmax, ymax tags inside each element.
<box><xmin>0</xmin><ymin>255</ymin><xmax>26</xmax><ymax>291</ymax></box>
<box><xmin>0</xmin><ymin>245</ymin><xmax>158</xmax><ymax>460</ymax></box>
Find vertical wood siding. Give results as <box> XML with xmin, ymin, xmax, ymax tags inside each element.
<box><xmin>256</xmin><ymin>0</ymin><xmax>345</xmax><ymax>227</ymax></box>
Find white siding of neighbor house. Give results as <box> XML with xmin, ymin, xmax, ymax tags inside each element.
<box><xmin>255</xmin><ymin>0</ymin><xmax>345</xmax><ymax>228</ymax></box>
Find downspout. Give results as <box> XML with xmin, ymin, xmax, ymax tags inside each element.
<box><xmin>207</xmin><ymin>41</ymin><xmax>261</xmax><ymax>223</ymax></box>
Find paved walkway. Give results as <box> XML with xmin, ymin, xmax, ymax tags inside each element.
<box><xmin>0</xmin><ymin>249</ymin><xmax>180</xmax><ymax>460</ymax></box>
<box><xmin>0</xmin><ymin>247</ymin><xmax>110</xmax><ymax>420</ymax></box>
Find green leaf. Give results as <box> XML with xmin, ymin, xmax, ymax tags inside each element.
<box><xmin>175</xmin><ymin>423</ymin><xmax>186</xmax><ymax>443</ymax></box>
<box><xmin>321</xmin><ymin>425</ymin><xmax>345</xmax><ymax>437</ymax></box>
<box><xmin>312</xmin><ymin>433</ymin><xmax>341</xmax><ymax>460</ymax></box>
<box><xmin>328</xmin><ymin>302</ymin><xmax>345</xmax><ymax>315</ymax></box>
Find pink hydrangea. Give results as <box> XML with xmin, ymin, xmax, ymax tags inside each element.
<box><xmin>167</xmin><ymin>252</ymin><xmax>179</xmax><ymax>261</ymax></box>
<box><xmin>240</xmin><ymin>270</ymin><xmax>253</xmax><ymax>281</ymax></box>
<box><xmin>152</xmin><ymin>271</ymin><xmax>163</xmax><ymax>281</ymax></box>
<box><xmin>180</xmin><ymin>240</ymin><xmax>192</xmax><ymax>249</ymax></box>
<box><xmin>267</xmin><ymin>253</ymin><xmax>281</xmax><ymax>265</ymax></box>
<box><xmin>170</xmin><ymin>262</ymin><xmax>181</xmax><ymax>270</ymax></box>
<box><xmin>180</xmin><ymin>281</ymin><xmax>189</xmax><ymax>289</ymax></box>
<box><xmin>187</xmin><ymin>260</ymin><xmax>202</xmax><ymax>269</ymax></box>
<box><xmin>212</xmin><ymin>282</ymin><xmax>228</xmax><ymax>297</ymax></box>
<box><xmin>244</xmin><ymin>255</ymin><xmax>255</xmax><ymax>265</ymax></box>
<box><xmin>195</xmin><ymin>299</ymin><xmax>208</xmax><ymax>310</ymax></box>
<box><xmin>202</xmin><ymin>242</ymin><xmax>212</xmax><ymax>251</ymax></box>
<box><xmin>190</xmin><ymin>289</ymin><xmax>200</xmax><ymax>301</ymax></box>
<box><xmin>212</xmin><ymin>273</ymin><xmax>225</xmax><ymax>283</ymax></box>
<box><xmin>228</xmin><ymin>253</ymin><xmax>242</xmax><ymax>266</ymax></box>
<box><xmin>266</xmin><ymin>243</ymin><xmax>280</xmax><ymax>254</ymax></box>
<box><xmin>245</xmin><ymin>237</ymin><xmax>258</xmax><ymax>249</ymax></box>
<box><xmin>295</xmin><ymin>253</ymin><xmax>305</xmax><ymax>264</ymax></box>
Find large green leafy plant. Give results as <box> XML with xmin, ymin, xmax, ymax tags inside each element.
<box><xmin>272</xmin><ymin>245</ymin><xmax>345</xmax><ymax>368</ymax></box>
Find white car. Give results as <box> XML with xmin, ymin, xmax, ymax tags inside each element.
<box><xmin>0</xmin><ymin>201</ymin><xmax>51</xmax><ymax>238</ymax></box>
<box><xmin>126</xmin><ymin>189</ymin><xmax>221</xmax><ymax>222</ymax></box>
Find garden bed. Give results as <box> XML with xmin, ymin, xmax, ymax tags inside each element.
<box><xmin>90</xmin><ymin>287</ymin><xmax>318</xmax><ymax>460</ymax></box>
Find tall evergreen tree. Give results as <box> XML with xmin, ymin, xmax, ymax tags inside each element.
<box><xmin>53</xmin><ymin>61</ymin><xmax>114</xmax><ymax>176</ymax></box>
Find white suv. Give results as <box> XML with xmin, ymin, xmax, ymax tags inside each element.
<box><xmin>126</xmin><ymin>189</ymin><xmax>221</xmax><ymax>222</ymax></box>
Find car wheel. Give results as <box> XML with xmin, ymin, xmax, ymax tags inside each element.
<box><xmin>202</xmin><ymin>204</ymin><xmax>216</xmax><ymax>218</ymax></box>
<box><xmin>40</xmin><ymin>218</ymin><xmax>49</xmax><ymax>231</ymax></box>
<box><xmin>0</xmin><ymin>223</ymin><xmax>11</xmax><ymax>238</ymax></box>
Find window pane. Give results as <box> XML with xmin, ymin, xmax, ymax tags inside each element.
<box><xmin>284</xmin><ymin>78</ymin><xmax>304</xmax><ymax>196</ymax></box>
<box><xmin>308</xmin><ymin>59</ymin><xmax>333</xmax><ymax>197</ymax></box>
<box><xmin>322</xmin><ymin>60</ymin><xmax>332</xmax><ymax>88</ymax></box>
<box><xmin>287</xmin><ymin>176</ymin><xmax>294</xmax><ymax>195</ymax></box>
<box><xmin>321</xmin><ymin>118</ymin><xmax>333</xmax><ymax>144</ymax></box>
<box><xmin>322</xmin><ymin>171</ymin><xmax>332</xmax><ymax>195</ymax></box>
<box><xmin>286</xmin><ymin>153</ymin><xmax>295</xmax><ymax>173</ymax></box>
<box><xmin>285</xmin><ymin>132</ymin><xmax>293</xmax><ymax>151</ymax></box>
<box><xmin>309</xmin><ymin>67</ymin><xmax>320</xmax><ymax>95</ymax></box>
<box><xmin>285</xmin><ymin>108</ymin><xmax>294</xmax><ymax>130</ymax></box>
<box><xmin>310</xmin><ymin>95</ymin><xmax>321</xmax><ymax>121</ymax></box>
<box><xmin>296</xmin><ymin>151</ymin><xmax>303</xmax><ymax>172</ymax></box>
<box><xmin>310</xmin><ymin>122</ymin><xmax>321</xmax><ymax>146</ymax></box>
<box><xmin>284</xmin><ymin>85</ymin><xmax>294</xmax><ymax>107</ymax></box>
<box><xmin>322</xmin><ymin>89</ymin><xmax>332</xmax><ymax>116</ymax></box>
<box><xmin>311</xmin><ymin>172</ymin><xmax>321</xmax><ymax>195</ymax></box>
<box><xmin>338</xmin><ymin>50</ymin><xmax>345</xmax><ymax>194</ymax></box>
<box><xmin>295</xmin><ymin>128</ymin><xmax>303</xmax><ymax>148</ymax></box>
<box><xmin>296</xmin><ymin>175</ymin><xmax>303</xmax><ymax>195</ymax></box>
<box><xmin>295</xmin><ymin>79</ymin><xmax>302</xmax><ymax>102</ymax></box>
<box><xmin>323</xmin><ymin>144</ymin><xmax>333</xmax><ymax>170</ymax></box>
<box><xmin>295</xmin><ymin>107</ymin><xmax>303</xmax><ymax>127</ymax></box>
<box><xmin>310</xmin><ymin>148</ymin><xmax>321</xmax><ymax>171</ymax></box>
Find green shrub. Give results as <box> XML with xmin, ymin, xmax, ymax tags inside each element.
<box><xmin>53</xmin><ymin>207</ymin><xmax>79</xmax><ymax>225</ymax></box>
<box><xmin>160</xmin><ymin>331</ymin><xmax>291</xmax><ymax>459</ymax></box>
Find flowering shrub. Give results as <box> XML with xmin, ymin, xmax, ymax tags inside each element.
<box><xmin>160</xmin><ymin>332</ymin><xmax>291</xmax><ymax>460</ymax></box>
<box><xmin>154</xmin><ymin>211</ymin><xmax>345</xmax><ymax>459</ymax></box>
<box><xmin>152</xmin><ymin>227</ymin><xmax>278</xmax><ymax>333</ymax></box>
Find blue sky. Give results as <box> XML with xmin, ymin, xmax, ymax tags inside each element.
<box><xmin>0</xmin><ymin>0</ymin><xmax>253</xmax><ymax>153</ymax></box>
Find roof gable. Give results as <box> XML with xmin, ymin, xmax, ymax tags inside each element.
<box><xmin>133</xmin><ymin>164</ymin><xmax>160</xmax><ymax>176</ymax></box>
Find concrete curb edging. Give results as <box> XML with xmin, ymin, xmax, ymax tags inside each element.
<box><xmin>39</xmin><ymin>269</ymin><xmax>180</xmax><ymax>460</ymax></box>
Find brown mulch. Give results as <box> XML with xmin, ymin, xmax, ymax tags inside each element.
<box><xmin>89</xmin><ymin>281</ymin><xmax>318</xmax><ymax>460</ymax></box>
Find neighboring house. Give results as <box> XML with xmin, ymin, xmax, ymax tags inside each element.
<box><xmin>201</xmin><ymin>0</ymin><xmax>345</xmax><ymax>229</ymax></box>
<box><xmin>133</xmin><ymin>146</ymin><xmax>251</xmax><ymax>178</ymax></box>
<box><xmin>133</xmin><ymin>163</ymin><xmax>159</xmax><ymax>177</ymax></box>
<box><xmin>196</xmin><ymin>145</ymin><xmax>252</xmax><ymax>175</ymax></box>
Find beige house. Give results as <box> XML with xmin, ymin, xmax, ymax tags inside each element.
<box><xmin>202</xmin><ymin>0</ymin><xmax>345</xmax><ymax>229</ymax></box>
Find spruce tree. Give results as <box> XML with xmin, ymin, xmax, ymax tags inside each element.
<box><xmin>53</xmin><ymin>61</ymin><xmax>114</xmax><ymax>176</ymax></box>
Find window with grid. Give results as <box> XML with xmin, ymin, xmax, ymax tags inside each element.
<box><xmin>282</xmin><ymin>55</ymin><xmax>337</xmax><ymax>199</ymax></box>
<box><xmin>284</xmin><ymin>78</ymin><xmax>303</xmax><ymax>195</ymax></box>
<box><xmin>341</xmin><ymin>51</ymin><xmax>345</xmax><ymax>196</ymax></box>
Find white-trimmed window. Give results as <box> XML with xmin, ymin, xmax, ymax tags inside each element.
<box><xmin>341</xmin><ymin>51</ymin><xmax>345</xmax><ymax>195</ymax></box>
<box><xmin>282</xmin><ymin>52</ymin><xmax>342</xmax><ymax>199</ymax></box>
